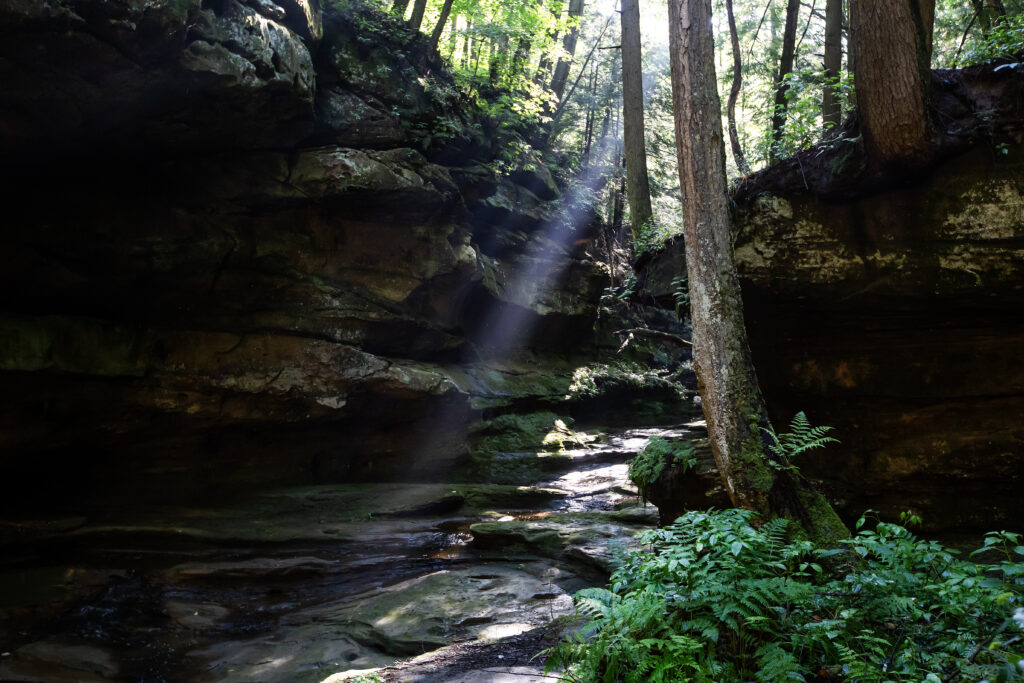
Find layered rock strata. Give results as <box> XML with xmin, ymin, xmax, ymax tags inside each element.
<box><xmin>0</xmin><ymin>0</ymin><xmax>612</xmax><ymax>510</ymax></box>
<box><xmin>646</xmin><ymin>138</ymin><xmax>1024</xmax><ymax>532</ymax></box>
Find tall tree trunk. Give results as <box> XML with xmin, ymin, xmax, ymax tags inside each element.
<box><xmin>971</xmin><ymin>0</ymin><xmax>992</xmax><ymax>34</ymax></box>
<box><xmin>725</xmin><ymin>0</ymin><xmax>751</xmax><ymax>175</ymax></box>
<box><xmin>987</xmin><ymin>0</ymin><xmax>1008</xmax><ymax>24</ymax></box>
<box><xmin>822</xmin><ymin>0</ymin><xmax>843</xmax><ymax>132</ymax></box>
<box><xmin>472</xmin><ymin>31</ymin><xmax>483</xmax><ymax>75</ymax></box>
<box><xmin>408</xmin><ymin>0</ymin><xmax>427</xmax><ymax>31</ymax></box>
<box><xmin>849</xmin><ymin>0</ymin><xmax>933</xmax><ymax>167</ymax></box>
<box><xmin>534</xmin><ymin>0</ymin><xmax>564</xmax><ymax>84</ymax></box>
<box><xmin>770</xmin><ymin>0</ymin><xmax>801</xmax><ymax>160</ymax></box>
<box><xmin>667</xmin><ymin>0</ymin><xmax>847</xmax><ymax>543</ymax></box>
<box><xmin>446</xmin><ymin>14</ymin><xmax>460</xmax><ymax>58</ymax></box>
<box><xmin>620</xmin><ymin>0</ymin><xmax>654</xmax><ymax>240</ymax></box>
<box><xmin>489</xmin><ymin>34</ymin><xmax>510</xmax><ymax>85</ymax></box>
<box><xmin>429</xmin><ymin>0</ymin><xmax>456</xmax><ymax>49</ymax></box>
<box><xmin>550</xmin><ymin>0</ymin><xmax>584</xmax><ymax>100</ymax></box>
<box><xmin>463</xmin><ymin>17</ymin><xmax>474</xmax><ymax>70</ymax></box>
<box><xmin>512</xmin><ymin>37</ymin><xmax>532</xmax><ymax>78</ymax></box>
<box><xmin>610</xmin><ymin>153</ymin><xmax>626</xmax><ymax>241</ymax></box>
<box><xmin>918</xmin><ymin>0</ymin><xmax>935</xmax><ymax>59</ymax></box>
<box><xmin>582</xmin><ymin>61</ymin><xmax>599</xmax><ymax>163</ymax></box>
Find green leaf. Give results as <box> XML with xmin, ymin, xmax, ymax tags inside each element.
<box><xmin>731</xmin><ymin>541</ymin><xmax>744</xmax><ymax>556</ymax></box>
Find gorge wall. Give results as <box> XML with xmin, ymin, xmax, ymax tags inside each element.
<box><xmin>647</xmin><ymin>114</ymin><xmax>1024</xmax><ymax>533</ymax></box>
<box><xmin>0</xmin><ymin>0</ymin><xmax>634</xmax><ymax>513</ymax></box>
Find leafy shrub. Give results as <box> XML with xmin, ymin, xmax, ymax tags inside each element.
<box><xmin>958</xmin><ymin>14</ymin><xmax>1024</xmax><ymax>67</ymax></box>
<box><xmin>627</xmin><ymin>437</ymin><xmax>697</xmax><ymax>502</ymax></box>
<box><xmin>546</xmin><ymin>509</ymin><xmax>1024</xmax><ymax>682</ymax></box>
<box><xmin>568</xmin><ymin>361</ymin><xmax>685</xmax><ymax>400</ymax></box>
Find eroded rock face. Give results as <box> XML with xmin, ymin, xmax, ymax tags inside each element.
<box><xmin>647</xmin><ymin>143</ymin><xmax>1024</xmax><ymax>532</ymax></box>
<box><xmin>0</xmin><ymin>1</ymin><xmax>608</xmax><ymax>510</ymax></box>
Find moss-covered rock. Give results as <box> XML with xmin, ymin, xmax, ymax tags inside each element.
<box><xmin>644</xmin><ymin>143</ymin><xmax>1024</xmax><ymax>533</ymax></box>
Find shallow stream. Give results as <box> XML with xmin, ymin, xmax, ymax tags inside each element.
<box><xmin>0</xmin><ymin>425</ymin><xmax>701</xmax><ymax>682</ymax></box>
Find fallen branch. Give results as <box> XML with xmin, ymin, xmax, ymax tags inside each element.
<box><xmin>614</xmin><ymin>328</ymin><xmax>693</xmax><ymax>346</ymax></box>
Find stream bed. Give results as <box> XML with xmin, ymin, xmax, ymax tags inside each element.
<box><xmin>0</xmin><ymin>424</ymin><xmax>702</xmax><ymax>682</ymax></box>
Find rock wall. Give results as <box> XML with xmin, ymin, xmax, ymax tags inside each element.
<box><xmin>0</xmin><ymin>0</ymin><xmax>614</xmax><ymax>511</ymax></box>
<box><xmin>646</xmin><ymin>140</ymin><xmax>1024</xmax><ymax>533</ymax></box>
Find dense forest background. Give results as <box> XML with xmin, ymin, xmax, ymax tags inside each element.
<box><xmin>367</xmin><ymin>0</ymin><xmax>1023</xmax><ymax>254</ymax></box>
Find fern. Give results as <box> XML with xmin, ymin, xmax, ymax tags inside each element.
<box><xmin>763</xmin><ymin>411</ymin><xmax>838</xmax><ymax>473</ymax></box>
<box><xmin>545</xmin><ymin>508</ymin><xmax>1024</xmax><ymax>682</ymax></box>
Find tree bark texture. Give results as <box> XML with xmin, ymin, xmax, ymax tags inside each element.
<box><xmin>550</xmin><ymin>0</ymin><xmax>584</xmax><ymax>100</ymax></box>
<box><xmin>822</xmin><ymin>0</ymin><xmax>843</xmax><ymax>131</ymax></box>
<box><xmin>620</xmin><ymin>0</ymin><xmax>654</xmax><ymax>239</ymax></box>
<box><xmin>770</xmin><ymin>0</ymin><xmax>801</xmax><ymax>159</ymax></box>
<box><xmin>849</xmin><ymin>0</ymin><xmax>932</xmax><ymax>167</ymax></box>
<box><xmin>725</xmin><ymin>0</ymin><xmax>751</xmax><ymax>175</ymax></box>
<box><xmin>667</xmin><ymin>0</ymin><xmax>847</xmax><ymax>542</ymax></box>
<box><xmin>429</xmin><ymin>0</ymin><xmax>455</xmax><ymax>49</ymax></box>
<box><xmin>408</xmin><ymin>0</ymin><xmax>427</xmax><ymax>31</ymax></box>
<box><xmin>667</xmin><ymin>0</ymin><xmax>771</xmax><ymax>513</ymax></box>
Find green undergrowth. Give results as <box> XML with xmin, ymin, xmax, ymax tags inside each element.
<box><xmin>568</xmin><ymin>361</ymin><xmax>687</xmax><ymax>401</ymax></box>
<box><xmin>546</xmin><ymin>508</ymin><xmax>1024</xmax><ymax>682</ymax></box>
<box><xmin>957</xmin><ymin>14</ymin><xmax>1024</xmax><ymax>67</ymax></box>
<box><xmin>627</xmin><ymin>437</ymin><xmax>698</xmax><ymax>503</ymax></box>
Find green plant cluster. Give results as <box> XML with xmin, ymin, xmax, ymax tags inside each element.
<box><xmin>546</xmin><ymin>508</ymin><xmax>1024</xmax><ymax>682</ymax></box>
<box><xmin>670</xmin><ymin>276</ymin><xmax>689</xmax><ymax>320</ymax></box>
<box><xmin>568</xmin><ymin>361</ymin><xmax>685</xmax><ymax>400</ymax></box>
<box><xmin>957</xmin><ymin>14</ymin><xmax>1024</xmax><ymax>67</ymax></box>
<box><xmin>763</xmin><ymin>411</ymin><xmax>838</xmax><ymax>474</ymax></box>
<box><xmin>627</xmin><ymin>437</ymin><xmax>697</xmax><ymax>503</ymax></box>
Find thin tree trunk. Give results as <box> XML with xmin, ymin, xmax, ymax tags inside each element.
<box><xmin>611</xmin><ymin>154</ymin><xmax>626</xmax><ymax>240</ymax></box>
<box><xmin>446</xmin><ymin>14</ymin><xmax>459</xmax><ymax>58</ymax></box>
<box><xmin>970</xmin><ymin>0</ymin><xmax>992</xmax><ymax>33</ymax></box>
<box><xmin>489</xmin><ymin>34</ymin><xmax>509</xmax><ymax>85</ymax></box>
<box><xmin>408</xmin><ymin>0</ymin><xmax>427</xmax><ymax>31</ymax></box>
<box><xmin>534</xmin><ymin>0</ymin><xmax>564</xmax><ymax>84</ymax></box>
<box><xmin>988</xmin><ymin>0</ymin><xmax>1008</xmax><ymax>23</ymax></box>
<box><xmin>822</xmin><ymin>0</ymin><xmax>843</xmax><ymax>132</ymax></box>
<box><xmin>972</xmin><ymin>0</ymin><xmax>1008</xmax><ymax>34</ymax></box>
<box><xmin>849</xmin><ymin>0</ymin><xmax>932</xmax><ymax>167</ymax></box>
<box><xmin>725</xmin><ymin>0</ymin><xmax>752</xmax><ymax>175</ymax></box>
<box><xmin>550</xmin><ymin>0</ymin><xmax>584</xmax><ymax>99</ymax></box>
<box><xmin>512</xmin><ymin>37</ymin><xmax>532</xmax><ymax>78</ymax></box>
<box><xmin>472</xmin><ymin>32</ymin><xmax>483</xmax><ymax>75</ymax></box>
<box><xmin>582</xmin><ymin>61</ymin><xmax>599</xmax><ymax>162</ymax></box>
<box><xmin>546</xmin><ymin>11</ymin><xmax>615</xmax><ymax>126</ymax></box>
<box><xmin>466</xmin><ymin>17</ymin><xmax>478</xmax><ymax>70</ymax></box>
<box><xmin>429</xmin><ymin>0</ymin><xmax>456</xmax><ymax>49</ymax></box>
<box><xmin>667</xmin><ymin>0</ymin><xmax>847</xmax><ymax>543</ymax></box>
<box><xmin>918</xmin><ymin>0</ymin><xmax>935</xmax><ymax>60</ymax></box>
<box><xmin>770</xmin><ymin>0</ymin><xmax>801</xmax><ymax>159</ymax></box>
<box><xmin>620</xmin><ymin>0</ymin><xmax>654</xmax><ymax>239</ymax></box>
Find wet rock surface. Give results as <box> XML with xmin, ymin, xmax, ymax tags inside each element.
<box><xmin>0</xmin><ymin>425</ymin><xmax>696</xmax><ymax>682</ymax></box>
